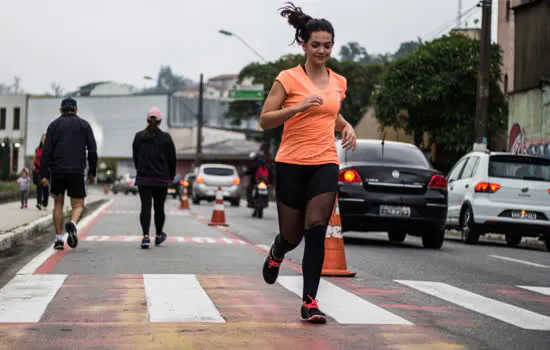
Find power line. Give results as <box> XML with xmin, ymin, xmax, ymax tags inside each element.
<box><xmin>422</xmin><ymin>4</ymin><xmax>479</xmax><ymax>41</ymax></box>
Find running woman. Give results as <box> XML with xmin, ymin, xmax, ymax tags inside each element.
<box><xmin>260</xmin><ymin>2</ymin><xmax>357</xmax><ymax>324</ymax></box>
<box><xmin>132</xmin><ymin>107</ymin><xmax>176</xmax><ymax>249</ymax></box>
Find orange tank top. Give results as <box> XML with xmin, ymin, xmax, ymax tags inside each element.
<box><xmin>274</xmin><ymin>65</ymin><xmax>347</xmax><ymax>166</ymax></box>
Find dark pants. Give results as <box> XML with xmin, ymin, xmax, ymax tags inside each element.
<box><xmin>20</xmin><ymin>191</ymin><xmax>29</xmax><ymax>206</ymax></box>
<box><xmin>37</xmin><ymin>185</ymin><xmax>49</xmax><ymax>207</ymax></box>
<box><xmin>138</xmin><ymin>186</ymin><xmax>168</xmax><ymax>236</ymax></box>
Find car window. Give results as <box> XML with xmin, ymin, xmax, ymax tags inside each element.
<box><xmin>203</xmin><ymin>167</ymin><xmax>235</xmax><ymax>176</ymax></box>
<box><xmin>489</xmin><ymin>155</ymin><xmax>550</xmax><ymax>182</ymax></box>
<box><xmin>460</xmin><ymin>157</ymin><xmax>479</xmax><ymax>179</ymax></box>
<box><xmin>342</xmin><ymin>143</ymin><xmax>430</xmax><ymax>167</ymax></box>
<box><xmin>448</xmin><ymin>158</ymin><xmax>467</xmax><ymax>182</ymax></box>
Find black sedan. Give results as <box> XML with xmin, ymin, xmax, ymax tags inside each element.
<box><xmin>337</xmin><ymin>140</ymin><xmax>448</xmax><ymax>249</ymax></box>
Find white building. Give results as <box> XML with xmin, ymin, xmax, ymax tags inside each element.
<box><xmin>0</xmin><ymin>95</ymin><xmax>27</xmax><ymax>174</ymax></box>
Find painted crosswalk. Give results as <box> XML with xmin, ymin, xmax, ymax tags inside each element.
<box><xmin>0</xmin><ymin>274</ymin><xmax>548</xmax><ymax>329</ymax></box>
<box><xmin>83</xmin><ymin>235</ymin><xmax>247</xmax><ymax>244</ymax></box>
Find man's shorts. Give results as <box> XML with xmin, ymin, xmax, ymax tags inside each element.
<box><xmin>50</xmin><ymin>173</ymin><xmax>87</xmax><ymax>199</ymax></box>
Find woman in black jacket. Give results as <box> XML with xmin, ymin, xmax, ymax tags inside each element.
<box><xmin>132</xmin><ymin>107</ymin><xmax>176</xmax><ymax>249</ymax></box>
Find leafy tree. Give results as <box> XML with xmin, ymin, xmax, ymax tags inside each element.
<box><xmin>374</xmin><ymin>32</ymin><xmax>507</xmax><ymax>164</ymax></box>
<box><xmin>339</xmin><ymin>42</ymin><xmax>368</xmax><ymax>62</ymax></box>
<box><xmin>393</xmin><ymin>38</ymin><xmax>423</xmax><ymax>60</ymax></box>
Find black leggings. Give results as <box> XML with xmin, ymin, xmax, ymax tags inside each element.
<box><xmin>37</xmin><ymin>185</ymin><xmax>49</xmax><ymax>206</ymax></box>
<box><xmin>138</xmin><ymin>186</ymin><xmax>168</xmax><ymax>236</ymax></box>
<box><xmin>272</xmin><ymin>162</ymin><xmax>339</xmax><ymax>302</ymax></box>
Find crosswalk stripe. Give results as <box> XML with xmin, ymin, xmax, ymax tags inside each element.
<box><xmin>277</xmin><ymin>276</ymin><xmax>412</xmax><ymax>325</ymax></box>
<box><xmin>0</xmin><ymin>275</ymin><xmax>67</xmax><ymax>323</ymax></box>
<box><xmin>517</xmin><ymin>286</ymin><xmax>550</xmax><ymax>296</ymax></box>
<box><xmin>143</xmin><ymin>274</ymin><xmax>225</xmax><ymax>323</ymax></box>
<box><xmin>396</xmin><ymin>280</ymin><xmax>550</xmax><ymax>330</ymax></box>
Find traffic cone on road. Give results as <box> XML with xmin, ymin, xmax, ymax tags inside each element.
<box><xmin>104</xmin><ymin>184</ymin><xmax>109</xmax><ymax>194</ymax></box>
<box><xmin>180</xmin><ymin>187</ymin><xmax>190</xmax><ymax>210</ymax></box>
<box><xmin>208</xmin><ymin>187</ymin><xmax>228</xmax><ymax>226</ymax></box>
<box><xmin>321</xmin><ymin>195</ymin><xmax>356</xmax><ymax>277</ymax></box>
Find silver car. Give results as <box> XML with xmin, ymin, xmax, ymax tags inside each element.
<box><xmin>192</xmin><ymin>163</ymin><xmax>241</xmax><ymax>207</ymax></box>
<box><xmin>445</xmin><ymin>151</ymin><xmax>550</xmax><ymax>250</ymax></box>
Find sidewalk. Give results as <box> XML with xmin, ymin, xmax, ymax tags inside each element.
<box><xmin>0</xmin><ymin>186</ymin><xmax>108</xmax><ymax>250</ymax></box>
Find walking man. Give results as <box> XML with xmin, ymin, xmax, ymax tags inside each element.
<box><xmin>40</xmin><ymin>97</ymin><xmax>98</xmax><ymax>250</ymax></box>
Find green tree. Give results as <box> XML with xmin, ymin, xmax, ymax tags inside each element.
<box><xmin>393</xmin><ymin>38</ymin><xmax>423</xmax><ymax>60</ymax></box>
<box><xmin>225</xmin><ymin>54</ymin><xmax>382</xmax><ymax>154</ymax></box>
<box><xmin>374</xmin><ymin>32</ymin><xmax>507</xmax><ymax>164</ymax></box>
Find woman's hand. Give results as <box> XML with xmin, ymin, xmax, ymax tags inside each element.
<box><xmin>294</xmin><ymin>95</ymin><xmax>323</xmax><ymax>113</ymax></box>
<box><xmin>341</xmin><ymin>123</ymin><xmax>357</xmax><ymax>151</ymax></box>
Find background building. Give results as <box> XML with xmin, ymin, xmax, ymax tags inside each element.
<box><xmin>0</xmin><ymin>95</ymin><xmax>27</xmax><ymax>175</ymax></box>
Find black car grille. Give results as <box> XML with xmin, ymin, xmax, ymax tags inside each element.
<box><xmin>364</xmin><ymin>182</ymin><xmax>426</xmax><ymax>195</ymax></box>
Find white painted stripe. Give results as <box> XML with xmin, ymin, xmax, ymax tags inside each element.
<box><xmin>143</xmin><ymin>274</ymin><xmax>225</xmax><ymax>323</ymax></box>
<box><xmin>396</xmin><ymin>280</ymin><xmax>550</xmax><ymax>330</ymax></box>
<box><xmin>0</xmin><ymin>274</ymin><xmax>67</xmax><ymax>323</ymax></box>
<box><xmin>277</xmin><ymin>276</ymin><xmax>412</xmax><ymax>325</ymax></box>
<box><xmin>256</xmin><ymin>244</ymin><xmax>270</xmax><ymax>251</ymax></box>
<box><xmin>517</xmin><ymin>286</ymin><xmax>550</xmax><ymax>296</ymax></box>
<box><xmin>489</xmin><ymin>255</ymin><xmax>550</xmax><ymax>269</ymax></box>
<box><xmin>17</xmin><ymin>199</ymin><xmax>115</xmax><ymax>275</ymax></box>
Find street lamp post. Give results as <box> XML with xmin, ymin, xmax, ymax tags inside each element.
<box><xmin>218</xmin><ymin>29</ymin><xmax>279</xmax><ymax>74</ymax></box>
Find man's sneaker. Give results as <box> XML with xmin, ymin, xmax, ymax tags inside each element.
<box><xmin>65</xmin><ymin>222</ymin><xmax>78</xmax><ymax>248</ymax></box>
<box><xmin>262</xmin><ymin>248</ymin><xmax>283</xmax><ymax>284</ymax></box>
<box><xmin>54</xmin><ymin>240</ymin><xmax>64</xmax><ymax>250</ymax></box>
<box><xmin>141</xmin><ymin>236</ymin><xmax>151</xmax><ymax>249</ymax></box>
<box><xmin>155</xmin><ymin>232</ymin><xmax>167</xmax><ymax>247</ymax></box>
<box><xmin>301</xmin><ymin>297</ymin><xmax>327</xmax><ymax>324</ymax></box>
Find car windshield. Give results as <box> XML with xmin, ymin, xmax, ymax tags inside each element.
<box><xmin>203</xmin><ymin>167</ymin><xmax>235</xmax><ymax>176</ymax></box>
<box><xmin>489</xmin><ymin>155</ymin><xmax>550</xmax><ymax>182</ymax></box>
<box><xmin>341</xmin><ymin>143</ymin><xmax>430</xmax><ymax>167</ymax></box>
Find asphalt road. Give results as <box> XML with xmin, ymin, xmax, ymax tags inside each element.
<box><xmin>0</xmin><ymin>194</ymin><xmax>548</xmax><ymax>349</ymax></box>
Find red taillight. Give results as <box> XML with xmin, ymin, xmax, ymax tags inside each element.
<box><xmin>428</xmin><ymin>175</ymin><xmax>447</xmax><ymax>190</ymax></box>
<box><xmin>184</xmin><ymin>181</ymin><xmax>189</xmax><ymax>187</ymax></box>
<box><xmin>475</xmin><ymin>182</ymin><xmax>501</xmax><ymax>193</ymax></box>
<box><xmin>338</xmin><ymin>169</ymin><xmax>362</xmax><ymax>184</ymax></box>
<box><xmin>547</xmin><ymin>188</ymin><xmax>550</xmax><ymax>195</ymax></box>
<box><xmin>128</xmin><ymin>181</ymin><xmax>133</xmax><ymax>186</ymax></box>
<box><xmin>179</xmin><ymin>179</ymin><xmax>184</xmax><ymax>185</ymax></box>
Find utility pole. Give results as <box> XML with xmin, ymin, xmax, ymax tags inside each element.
<box><xmin>195</xmin><ymin>73</ymin><xmax>204</xmax><ymax>167</ymax></box>
<box><xmin>474</xmin><ymin>0</ymin><xmax>492</xmax><ymax>150</ymax></box>
<box><xmin>457</xmin><ymin>0</ymin><xmax>463</xmax><ymax>26</ymax></box>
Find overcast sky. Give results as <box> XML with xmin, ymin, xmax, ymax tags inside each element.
<box><xmin>1</xmin><ymin>0</ymin><xmax>499</xmax><ymax>94</ymax></box>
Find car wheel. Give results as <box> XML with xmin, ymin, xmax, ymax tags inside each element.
<box><xmin>388</xmin><ymin>231</ymin><xmax>406</xmax><ymax>243</ymax></box>
<box><xmin>231</xmin><ymin>199</ymin><xmax>240</xmax><ymax>207</ymax></box>
<box><xmin>461</xmin><ymin>207</ymin><xmax>480</xmax><ymax>244</ymax></box>
<box><xmin>544</xmin><ymin>233</ymin><xmax>550</xmax><ymax>251</ymax></box>
<box><xmin>422</xmin><ymin>228</ymin><xmax>445</xmax><ymax>249</ymax></box>
<box><xmin>192</xmin><ymin>197</ymin><xmax>200</xmax><ymax>205</ymax></box>
<box><xmin>505</xmin><ymin>233</ymin><xmax>522</xmax><ymax>247</ymax></box>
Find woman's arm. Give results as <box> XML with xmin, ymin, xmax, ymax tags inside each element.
<box><xmin>335</xmin><ymin>113</ymin><xmax>357</xmax><ymax>151</ymax></box>
<box><xmin>259</xmin><ymin>81</ymin><xmax>323</xmax><ymax>130</ymax></box>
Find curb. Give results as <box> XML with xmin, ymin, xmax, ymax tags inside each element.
<box><xmin>446</xmin><ymin>229</ymin><xmax>546</xmax><ymax>248</ymax></box>
<box><xmin>0</xmin><ymin>198</ymin><xmax>107</xmax><ymax>252</ymax></box>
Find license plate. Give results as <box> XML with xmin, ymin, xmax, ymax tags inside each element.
<box><xmin>168</xmin><ymin>188</ymin><xmax>176</xmax><ymax>193</ymax></box>
<box><xmin>511</xmin><ymin>211</ymin><xmax>536</xmax><ymax>220</ymax></box>
<box><xmin>380</xmin><ymin>205</ymin><xmax>411</xmax><ymax>217</ymax></box>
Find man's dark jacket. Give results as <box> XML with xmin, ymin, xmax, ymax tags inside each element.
<box><xmin>40</xmin><ymin>114</ymin><xmax>98</xmax><ymax>180</ymax></box>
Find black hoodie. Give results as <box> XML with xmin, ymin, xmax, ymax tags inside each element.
<box><xmin>40</xmin><ymin>113</ymin><xmax>98</xmax><ymax>179</ymax></box>
<box><xmin>132</xmin><ymin>128</ymin><xmax>176</xmax><ymax>187</ymax></box>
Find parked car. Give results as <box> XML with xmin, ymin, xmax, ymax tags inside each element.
<box><xmin>192</xmin><ymin>164</ymin><xmax>241</xmax><ymax>206</ymax></box>
<box><xmin>111</xmin><ymin>174</ymin><xmax>138</xmax><ymax>195</ymax></box>
<box><xmin>337</xmin><ymin>140</ymin><xmax>448</xmax><ymax>249</ymax></box>
<box><xmin>445</xmin><ymin>151</ymin><xmax>550</xmax><ymax>251</ymax></box>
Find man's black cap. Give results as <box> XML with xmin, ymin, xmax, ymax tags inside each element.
<box><xmin>61</xmin><ymin>97</ymin><xmax>77</xmax><ymax>109</ymax></box>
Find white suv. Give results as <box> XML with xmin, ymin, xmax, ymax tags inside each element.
<box><xmin>445</xmin><ymin>151</ymin><xmax>550</xmax><ymax>251</ymax></box>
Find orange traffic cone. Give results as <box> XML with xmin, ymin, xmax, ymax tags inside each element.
<box><xmin>208</xmin><ymin>187</ymin><xmax>228</xmax><ymax>226</ymax></box>
<box><xmin>180</xmin><ymin>186</ymin><xmax>190</xmax><ymax>210</ymax></box>
<box><xmin>321</xmin><ymin>196</ymin><xmax>356</xmax><ymax>277</ymax></box>
<box><xmin>104</xmin><ymin>184</ymin><xmax>109</xmax><ymax>194</ymax></box>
